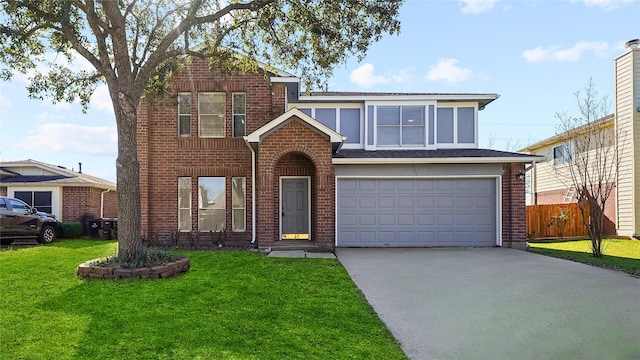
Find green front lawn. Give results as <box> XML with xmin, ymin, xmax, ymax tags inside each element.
<box><xmin>0</xmin><ymin>240</ymin><xmax>406</xmax><ymax>360</ymax></box>
<box><xmin>528</xmin><ymin>239</ymin><xmax>640</xmax><ymax>276</ymax></box>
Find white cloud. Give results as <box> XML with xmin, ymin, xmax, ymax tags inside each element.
<box><xmin>0</xmin><ymin>95</ymin><xmax>13</xmax><ymax>112</ymax></box>
<box><xmin>14</xmin><ymin>123</ymin><xmax>117</xmax><ymax>156</ymax></box>
<box><xmin>459</xmin><ymin>0</ymin><xmax>500</xmax><ymax>14</ymax></box>
<box><xmin>522</xmin><ymin>41</ymin><xmax>610</xmax><ymax>63</ymax></box>
<box><xmin>571</xmin><ymin>0</ymin><xmax>633</xmax><ymax>10</ymax></box>
<box><xmin>426</xmin><ymin>58</ymin><xmax>477</xmax><ymax>83</ymax></box>
<box><xmin>349</xmin><ymin>63</ymin><xmax>390</xmax><ymax>88</ymax></box>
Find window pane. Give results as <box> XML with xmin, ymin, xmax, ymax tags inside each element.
<box><xmin>402</xmin><ymin>106</ymin><xmax>425</xmax><ymax>126</ymax></box>
<box><xmin>232</xmin><ymin>178</ymin><xmax>245</xmax><ymax>208</ymax></box>
<box><xmin>299</xmin><ymin>108</ymin><xmax>312</xmax><ymax>116</ymax></box>
<box><xmin>233</xmin><ymin>93</ymin><xmax>246</xmax><ymax>137</ymax></box>
<box><xmin>457</xmin><ymin>107</ymin><xmax>475</xmax><ymax>143</ymax></box>
<box><xmin>377</xmin><ymin>127</ymin><xmax>400</xmax><ymax>146</ymax></box>
<box><xmin>377</xmin><ymin>106</ymin><xmax>400</xmax><ymax>125</ymax></box>
<box><xmin>437</xmin><ymin>108</ymin><xmax>454</xmax><ymax>143</ymax></box>
<box><xmin>14</xmin><ymin>191</ymin><xmax>32</xmax><ymax>205</ymax></box>
<box><xmin>199</xmin><ymin>177</ymin><xmax>225</xmax><ymax>232</ymax></box>
<box><xmin>233</xmin><ymin>115</ymin><xmax>245</xmax><ymax>137</ymax></box>
<box><xmin>199</xmin><ymin>93</ymin><xmax>225</xmax><ymax>137</ymax></box>
<box><xmin>179</xmin><ymin>115</ymin><xmax>190</xmax><ymax>136</ymax></box>
<box><xmin>199</xmin><ymin>115</ymin><xmax>225</xmax><ymax>137</ymax></box>
<box><xmin>34</xmin><ymin>192</ymin><xmax>52</xmax><ymax>213</ymax></box>
<box><xmin>367</xmin><ymin>105</ymin><xmax>374</xmax><ymax>146</ymax></box>
<box><xmin>199</xmin><ymin>177</ymin><xmax>225</xmax><ymax>209</ymax></box>
<box><xmin>402</xmin><ymin>126</ymin><xmax>425</xmax><ymax>145</ymax></box>
<box><xmin>233</xmin><ymin>209</ymin><xmax>246</xmax><ymax>232</ymax></box>
<box><xmin>428</xmin><ymin>105</ymin><xmax>435</xmax><ymax>145</ymax></box>
<box><xmin>199</xmin><ymin>209</ymin><xmax>225</xmax><ymax>231</ymax></box>
<box><xmin>178</xmin><ymin>93</ymin><xmax>191</xmax><ymax>114</ymax></box>
<box><xmin>340</xmin><ymin>108</ymin><xmax>361</xmax><ymax>144</ymax></box>
<box><xmin>178</xmin><ymin>177</ymin><xmax>191</xmax><ymax>231</ymax></box>
<box><xmin>179</xmin><ymin>209</ymin><xmax>191</xmax><ymax>231</ymax></box>
<box><xmin>315</xmin><ymin>108</ymin><xmax>337</xmax><ymax>130</ymax></box>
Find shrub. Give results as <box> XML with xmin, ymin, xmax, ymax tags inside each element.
<box><xmin>96</xmin><ymin>248</ymin><xmax>185</xmax><ymax>269</ymax></box>
<box><xmin>59</xmin><ymin>222</ymin><xmax>84</xmax><ymax>238</ymax></box>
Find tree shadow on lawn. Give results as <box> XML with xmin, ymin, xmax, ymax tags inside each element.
<box><xmin>35</xmin><ymin>252</ymin><xmax>405</xmax><ymax>360</ymax></box>
<box><xmin>529</xmin><ymin>248</ymin><xmax>640</xmax><ymax>276</ymax></box>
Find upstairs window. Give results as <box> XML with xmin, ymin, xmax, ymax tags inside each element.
<box><xmin>199</xmin><ymin>93</ymin><xmax>225</xmax><ymax>137</ymax></box>
<box><xmin>436</xmin><ymin>106</ymin><xmax>476</xmax><ymax>146</ymax></box>
<box><xmin>177</xmin><ymin>92</ymin><xmax>191</xmax><ymax>137</ymax></box>
<box><xmin>376</xmin><ymin>105</ymin><xmax>426</xmax><ymax>147</ymax></box>
<box><xmin>553</xmin><ymin>143</ymin><xmax>573</xmax><ymax>165</ymax></box>
<box><xmin>233</xmin><ymin>93</ymin><xmax>246</xmax><ymax>137</ymax></box>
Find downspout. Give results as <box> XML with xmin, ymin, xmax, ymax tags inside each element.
<box><xmin>244</xmin><ymin>138</ymin><xmax>257</xmax><ymax>244</ymax></box>
<box><xmin>100</xmin><ymin>188</ymin><xmax>111</xmax><ymax>218</ymax></box>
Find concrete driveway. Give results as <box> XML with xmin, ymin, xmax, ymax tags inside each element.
<box><xmin>337</xmin><ymin>248</ymin><xmax>640</xmax><ymax>360</ymax></box>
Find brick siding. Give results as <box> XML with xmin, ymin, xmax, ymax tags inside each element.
<box><xmin>62</xmin><ymin>187</ymin><xmax>118</xmax><ymax>222</ymax></box>
<box><xmin>502</xmin><ymin>163</ymin><xmax>527</xmax><ymax>245</ymax></box>
<box><xmin>138</xmin><ymin>58</ymin><xmax>287</xmax><ymax>246</ymax></box>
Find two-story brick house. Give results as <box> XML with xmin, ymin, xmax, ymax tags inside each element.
<box><xmin>138</xmin><ymin>58</ymin><xmax>541</xmax><ymax>250</ymax></box>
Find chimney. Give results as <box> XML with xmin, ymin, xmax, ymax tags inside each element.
<box><xmin>625</xmin><ymin>39</ymin><xmax>639</xmax><ymax>50</ymax></box>
<box><xmin>78</xmin><ymin>162</ymin><xmax>82</xmax><ymax>174</ymax></box>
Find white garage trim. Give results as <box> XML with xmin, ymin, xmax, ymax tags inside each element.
<box><xmin>335</xmin><ymin>175</ymin><xmax>502</xmax><ymax>247</ymax></box>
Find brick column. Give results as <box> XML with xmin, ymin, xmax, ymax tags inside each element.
<box><xmin>502</xmin><ymin>163</ymin><xmax>527</xmax><ymax>248</ymax></box>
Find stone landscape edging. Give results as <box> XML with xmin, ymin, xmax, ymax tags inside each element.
<box><xmin>77</xmin><ymin>257</ymin><xmax>190</xmax><ymax>279</ymax></box>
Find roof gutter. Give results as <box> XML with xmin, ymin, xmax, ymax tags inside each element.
<box><xmin>332</xmin><ymin>156</ymin><xmax>545</xmax><ymax>165</ymax></box>
<box><xmin>243</xmin><ymin>137</ymin><xmax>258</xmax><ymax>245</ymax></box>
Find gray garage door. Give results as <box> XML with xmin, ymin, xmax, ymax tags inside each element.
<box><xmin>337</xmin><ymin>178</ymin><xmax>497</xmax><ymax>247</ymax></box>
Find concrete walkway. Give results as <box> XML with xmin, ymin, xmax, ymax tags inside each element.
<box><xmin>337</xmin><ymin>248</ymin><xmax>640</xmax><ymax>360</ymax></box>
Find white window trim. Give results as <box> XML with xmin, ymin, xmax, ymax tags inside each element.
<box><xmin>552</xmin><ymin>142</ymin><xmax>573</xmax><ymax>166</ymax></box>
<box><xmin>290</xmin><ymin>104</ymin><xmax>364</xmax><ymax>149</ymax></box>
<box><xmin>365</xmin><ymin>101</ymin><xmax>436</xmax><ymax>151</ymax></box>
<box><xmin>434</xmin><ymin>102</ymin><xmax>479</xmax><ymax>149</ymax></box>
<box><xmin>198</xmin><ymin>92</ymin><xmax>226</xmax><ymax>138</ymax></box>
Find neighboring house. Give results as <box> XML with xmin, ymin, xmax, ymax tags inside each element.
<box><xmin>0</xmin><ymin>159</ymin><xmax>117</xmax><ymax>222</ymax></box>
<box><xmin>520</xmin><ymin>39</ymin><xmax>640</xmax><ymax>238</ymax></box>
<box><xmin>138</xmin><ymin>59</ymin><xmax>541</xmax><ymax>250</ymax></box>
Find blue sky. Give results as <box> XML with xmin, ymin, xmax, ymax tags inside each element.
<box><xmin>0</xmin><ymin>0</ymin><xmax>638</xmax><ymax>182</ymax></box>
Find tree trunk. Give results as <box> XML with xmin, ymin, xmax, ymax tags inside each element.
<box><xmin>114</xmin><ymin>90</ymin><xmax>145</xmax><ymax>263</ymax></box>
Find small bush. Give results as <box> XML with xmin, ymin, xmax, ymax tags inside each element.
<box><xmin>95</xmin><ymin>248</ymin><xmax>185</xmax><ymax>269</ymax></box>
<box><xmin>59</xmin><ymin>222</ymin><xmax>84</xmax><ymax>238</ymax></box>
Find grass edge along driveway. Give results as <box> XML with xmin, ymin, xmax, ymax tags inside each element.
<box><xmin>0</xmin><ymin>240</ymin><xmax>406</xmax><ymax>360</ymax></box>
<box><xmin>528</xmin><ymin>239</ymin><xmax>640</xmax><ymax>276</ymax></box>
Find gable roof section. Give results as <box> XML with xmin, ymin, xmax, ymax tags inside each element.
<box><xmin>333</xmin><ymin>149</ymin><xmax>543</xmax><ymax>164</ymax></box>
<box><xmin>519</xmin><ymin>114</ymin><xmax>614</xmax><ymax>152</ymax></box>
<box><xmin>244</xmin><ymin>108</ymin><xmax>346</xmax><ymax>149</ymax></box>
<box><xmin>0</xmin><ymin>159</ymin><xmax>116</xmax><ymax>190</ymax></box>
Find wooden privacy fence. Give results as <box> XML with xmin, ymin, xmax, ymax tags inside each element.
<box><xmin>526</xmin><ymin>203</ymin><xmax>590</xmax><ymax>239</ymax></box>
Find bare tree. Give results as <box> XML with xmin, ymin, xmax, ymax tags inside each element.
<box><xmin>1</xmin><ymin>0</ymin><xmax>401</xmax><ymax>263</ymax></box>
<box><xmin>554</xmin><ymin>79</ymin><xmax>623</xmax><ymax>257</ymax></box>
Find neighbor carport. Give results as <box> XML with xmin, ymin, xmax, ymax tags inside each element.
<box><xmin>337</xmin><ymin>248</ymin><xmax>640</xmax><ymax>360</ymax></box>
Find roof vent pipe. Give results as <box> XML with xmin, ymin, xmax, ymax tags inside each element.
<box><xmin>625</xmin><ymin>39</ymin><xmax>639</xmax><ymax>49</ymax></box>
<box><xmin>78</xmin><ymin>162</ymin><xmax>82</xmax><ymax>173</ymax></box>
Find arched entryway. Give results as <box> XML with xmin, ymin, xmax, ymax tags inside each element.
<box><xmin>274</xmin><ymin>152</ymin><xmax>317</xmax><ymax>242</ymax></box>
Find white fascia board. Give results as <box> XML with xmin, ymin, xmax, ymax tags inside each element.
<box><xmin>298</xmin><ymin>94</ymin><xmax>499</xmax><ymax>102</ymax></box>
<box><xmin>270</xmin><ymin>77</ymin><xmax>300</xmax><ymax>83</ymax></box>
<box><xmin>332</xmin><ymin>156</ymin><xmax>545</xmax><ymax>165</ymax></box>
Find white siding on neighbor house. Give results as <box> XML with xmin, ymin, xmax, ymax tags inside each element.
<box><xmin>530</xmin><ymin>144</ymin><xmax>572</xmax><ymax>194</ymax></box>
<box><xmin>614</xmin><ymin>48</ymin><xmax>638</xmax><ymax>236</ymax></box>
<box><xmin>634</xmin><ymin>50</ymin><xmax>640</xmax><ymax>236</ymax></box>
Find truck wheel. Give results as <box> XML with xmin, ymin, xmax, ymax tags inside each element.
<box><xmin>38</xmin><ymin>225</ymin><xmax>57</xmax><ymax>244</ymax></box>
